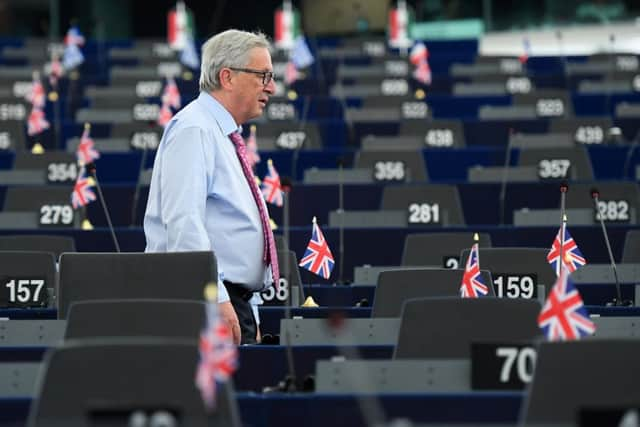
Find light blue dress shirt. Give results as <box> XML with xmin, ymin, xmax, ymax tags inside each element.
<box><xmin>144</xmin><ymin>91</ymin><xmax>273</xmax><ymax>310</ymax></box>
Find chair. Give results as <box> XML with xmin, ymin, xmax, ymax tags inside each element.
<box><xmin>622</xmin><ymin>230</ymin><xmax>640</xmax><ymax>263</ymax></box>
<box><xmin>0</xmin><ymin>120</ymin><xmax>27</xmax><ymax>151</ymax></box>
<box><xmin>550</xmin><ymin>117</ymin><xmax>613</xmax><ymax>145</ymax></box>
<box><xmin>260</xmin><ymin>249</ymin><xmax>304</xmax><ymax>306</ymax></box>
<box><xmin>355</xmin><ymin>150</ymin><xmax>428</xmax><ymax>182</ymax></box>
<box><xmin>521</xmin><ymin>339</ymin><xmax>640</xmax><ymax>426</ymax></box>
<box><xmin>275</xmin><ymin>234</ymin><xmax>289</xmax><ymax>252</ymax></box>
<box><xmin>0</xmin><ymin>251</ymin><xmax>56</xmax><ymax>308</ymax></box>
<box><xmin>0</xmin><ymin>235</ymin><xmax>75</xmax><ymax>258</ymax></box>
<box><xmin>401</xmin><ymin>232</ymin><xmax>492</xmax><ymax>268</ymax></box>
<box><xmin>398</xmin><ymin>119</ymin><xmax>466</xmax><ymax>148</ymax></box>
<box><xmin>381</xmin><ymin>184</ymin><xmax>465</xmax><ymax>226</ymax></box>
<box><xmin>514</xmin><ymin>90</ymin><xmax>573</xmax><ymax>118</ymax></box>
<box><xmin>3</xmin><ymin>186</ymin><xmax>75</xmax><ymax>212</ymax></box>
<box><xmin>249</xmin><ymin>121</ymin><xmax>322</xmax><ymax>150</ymax></box>
<box><xmin>567</xmin><ymin>182</ymin><xmax>640</xmax><ymax>225</ymax></box>
<box><xmin>460</xmin><ymin>247</ymin><xmax>555</xmax><ymax>297</ymax></box>
<box><xmin>394</xmin><ymin>297</ymin><xmax>542</xmax><ymax>359</ymax></box>
<box><xmin>28</xmin><ymin>339</ymin><xmax>239</xmax><ymax>427</ymax></box>
<box><xmin>57</xmin><ymin>251</ymin><xmax>217</xmax><ymax>319</ymax></box>
<box><xmin>372</xmin><ymin>268</ymin><xmax>495</xmax><ymax>317</ymax></box>
<box><xmin>64</xmin><ymin>299</ymin><xmax>206</xmax><ymax>341</ymax></box>
<box><xmin>518</xmin><ymin>146</ymin><xmax>594</xmax><ymax>181</ymax></box>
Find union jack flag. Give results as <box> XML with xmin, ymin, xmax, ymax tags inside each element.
<box><xmin>25</xmin><ymin>72</ymin><xmax>46</xmax><ymax>108</ymax></box>
<box><xmin>195</xmin><ymin>302</ymin><xmax>238</xmax><ymax>410</ymax></box>
<box><xmin>299</xmin><ymin>218</ymin><xmax>335</xmax><ymax>279</ymax></box>
<box><xmin>261</xmin><ymin>159</ymin><xmax>283</xmax><ymax>207</ymax></box>
<box><xmin>538</xmin><ymin>265</ymin><xmax>596</xmax><ymax>341</ymax></box>
<box><xmin>547</xmin><ymin>225</ymin><xmax>587</xmax><ymax>276</ymax></box>
<box><xmin>460</xmin><ymin>243</ymin><xmax>489</xmax><ymax>298</ymax></box>
<box><xmin>245</xmin><ymin>124</ymin><xmax>260</xmax><ymax>170</ymax></box>
<box><xmin>161</xmin><ymin>77</ymin><xmax>181</xmax><ymax>109</ymax></box>
<box><xmin>76</xmin><ymin>124</ymin><xmax>100</xmax><ymax>166</ymax></box>
<box><xmin>64</xmin><ymin>26</ymin><xmax>85</xmax><ymax>46</ymax></box>
<box><xmin>62</xmin><ymin>26</ymin><xmax>85</xmax><ymax>70</ymax></box>
<box><xmin>27</xmin><ymin>107</ymin><xmax>50</xmax><ymax>136</ymax></box>
<box><xmin>157</xmin><ymin>103</ymin><xmax>173</xmax><ymax>127</ymax></box>
<box><xmin>410</xmin><ymin>42</ymin><xmax>432</xmax><ymax>85</ymax></box>
<box><xmin>71</xmin><ymin>168</ymin><xmax>96</xmax><ymax>209</ymax></box>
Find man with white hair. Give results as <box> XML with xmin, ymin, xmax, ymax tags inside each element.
<box><xmin>144</xmin><ymin>29</ymin><xmax>279</xmax><ymax>345</ymax></box>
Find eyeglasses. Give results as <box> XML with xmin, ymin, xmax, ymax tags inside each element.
<box><xmin>228</xmin><ymin>67</ymin><xmax>275</xmax><ymax>85</ymax></box>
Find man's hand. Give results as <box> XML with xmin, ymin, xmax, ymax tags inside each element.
<box><xmin>219</xmin><ymin>301</ymin><xmax>241</xmax><ymax>345</ymax></box>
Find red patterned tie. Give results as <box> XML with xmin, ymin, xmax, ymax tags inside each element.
<box><xmin>229</xmin><ymin>132</ymin><xmax>279</xmax><ymax>287</ymax></box>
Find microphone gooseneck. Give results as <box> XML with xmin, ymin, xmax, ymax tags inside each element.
<box><xmin>591</xmin><ymin>188</ymin><xmax>626</xmax><ymax>306</ymax></box>
<box><xmin>86</xmin><ymin>162</ymin><xmax>121</xmax><ymax>253</ymax></box>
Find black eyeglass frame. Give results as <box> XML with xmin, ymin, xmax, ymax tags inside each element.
<box><xmin>228</xmin><ymin>67</ymin><xmax>275</xmax><ymax>85</ymax></box>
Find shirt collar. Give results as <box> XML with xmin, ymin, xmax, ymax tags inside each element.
<box><xmin>197</xmin><ymin>91</ymin><xmax>242</xmax><ymax>136</ymax></box>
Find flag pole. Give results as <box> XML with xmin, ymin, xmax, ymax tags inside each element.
<box><xmin>559</xmin><ymin>182</ymin><xmax>568</xmax><ymax>275</ymax></box>
<box><xmin>337</xmin><ymin>159</ymin><xmax>345</xmax><ymax>285</ymax></box>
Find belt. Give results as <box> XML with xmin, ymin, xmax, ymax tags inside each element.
<box><xmin>223</xmin><ymin>280</ymin><xmax>255</xmax><ymax>302</ymax></box>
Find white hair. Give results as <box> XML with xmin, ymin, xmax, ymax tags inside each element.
<box><xmin>199</xmin><ymin>29</ymin><xmax>271</xmax><ymax>92</ymax></box>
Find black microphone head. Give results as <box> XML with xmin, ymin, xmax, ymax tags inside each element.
<box><xmin>590</xmin><ymin>187</ymin><xmax>600</xmax><ymax>199</ymax></box>
<box><xmin>281</xmin><ymin>176</ymin><xmax>293</xmax><ymax>192</ymax></box>
<box><xmin>559</xmin><ymin>181</ymin><xmax>569</xmax><ymax>193</ymax></box>
<box><xmin>336</xmin><ymin>156</ymin><xmax>344</xmax><ymax>167</ymax></box>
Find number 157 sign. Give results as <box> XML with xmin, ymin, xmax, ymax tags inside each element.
<box><xmin>0</xmin><ymin>277</ymin><xmax>48</xmax><ymax>308</ymax></box>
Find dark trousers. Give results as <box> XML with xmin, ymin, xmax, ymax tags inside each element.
<box><xmin>225</xmin><ymin>281</ymin><xmax>257</xmax><ymax>345</ymax></box>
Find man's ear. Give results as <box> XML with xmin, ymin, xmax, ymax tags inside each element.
<box><xmin>219</xmin><ymin>68</ymin><xmax>234</xmax><ymax>90</ymax></box>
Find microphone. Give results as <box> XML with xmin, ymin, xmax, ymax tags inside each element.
<box><xmin>555</xmin><ymin>30</ymin><xmax>568</xmax><ymax>87</ymax></box>
<box><xmin>622</xmin><ymin>129</ymin><xmax>640</xmax><ymax>179</ymax></box>
<box><xmin>498</xmin><ymin>128</ymin><xmax>514</xmax><ymax>225</ymax></box>
<box><xmin>279</xmin><ymin>176</ymin><xmax>305</xmax><ymax>304</ymax></box>
<box><xmin>559</xmin><ymin>180</ymin><xmax>568</xmax><ymax>219</ymax></box>
<box><xmin>590</xmin><ymin>187</ymin><xmax>631</xmax><ymax>306</ymax></box>
<box><xmin>337</xmin><ymin>156</ymin><xmax>346</xmax><ymax>284</ymax></box>
<box><xmin>262</xmin><ymin>174</ymin><xmax>299</xmax><ymax>393</ymax></box>
<box><xmin>130</xmin><ymin>134</ymin><xmax>151</xmax><ymax>227</ymax></box>
<box><xmin>86</xmin><ymin>162</ymin><xmax>121</xmax><ymax>252</ymax></box>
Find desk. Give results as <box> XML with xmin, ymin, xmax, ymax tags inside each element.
<box><xmin>0</xmin><ymin>391</ymin><xmax>523</xmax><ymax>427</ymax></box>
